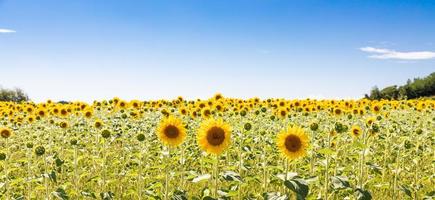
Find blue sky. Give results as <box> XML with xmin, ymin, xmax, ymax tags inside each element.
<box><xmin>1</xmin><ymin>0</ymin><xmax>434</xmax><ymax>102</ymax></box>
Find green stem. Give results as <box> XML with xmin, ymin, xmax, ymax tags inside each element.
<box><xmin>262</xmin><ymin>138</ymin><xmax>268</xmax><ymax>193</ymax></box>
<box><xmin>74</xmin><ymin>145</ymin><xmax>79</xmax><ymax>195</ymax></box>
<box><xmin>27</xmin><ymin>147</ymin><xmax>32</xmax><ymax>199</ymax></box>
<box><xmin>414</xmin><ymin>143</ymin><xmax>419</xmax><ymax>200</ymax></box>
<box><xmin>44</xmin><ymin>155</ymin><xmax>50</xmax><ymax>200</ymax></box>
<box><xmin>359</xmin><ymin>130</ymin><xmax>366</xmax><ymax>189</ymax></box>
<box><xmin>5</xmin><ymin>139</ymin><xmax>9</xmax><ymax>200</ymax></box>
<box><xmin>138</xmin><ymin>142</ymin><xmax>143</xmax><ymax>200</ymax></box>
<box><xmin>393</xmin><ymin>149</ymin><xmax>400</xmax><ymax>199</ymax></box>
<box><xmin>214</xmin><ymin>155</ymin><xmax>219</xmax><ymax>198</ymax></box>
<box><xmin>164</xmin><ymin>147</ymin><xmax>171</xmax><ymax>200</ymax></box>
<box><xmin>325</xmin><ymin>133</ymin><xmax>331</xmax><ymax>200</ymax></box>
<box><xmin>102</xmin><ymin>140</ymin><xmax>107</xmax><ymax>193</ymax></box>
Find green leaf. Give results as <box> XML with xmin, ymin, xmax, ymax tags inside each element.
<box><xmin>284</xmin><ymin>178</ymin><xmax>309</xmax><ymax>200</ymax></box>
<box><xmin>352</xmin><ymin>141</ymin><xmax>367</xmax><ymax>149</ymax></box>
<box><xmin>49</xmin><ymin>171</ymin><xmax>57</xmax><ymax>183</ymax></box>
<box><xmin>52</xmin><ymin>188</ymin><xmax>69</xmax><ymax>200</ymax></box>
<box><xmin>277</xmin><ymin>172</ymin><xmax>298</xmax><ymax>181</ymax></box>
<box><xmin>355</xmin><ymin>188</ymin><xmax>372</xmax><ymax>200</ymax></box>
<box><xmin>399</xmin><ymin>185</ymin><xmax>412</xmax><ymax>197</ymax></box>
<box><xmin>192</xmin><ymin>174</ymin><xmax>211</xmax><ymax>183</ymax></box>
<box><xmin>172</xmin><ymin>189</ymin><xmax>188</xmax><ymax>200</ymax></box>
<box><xmin>100</xmin><ymin>191</ymin><xmax>115</xmax><ymax>200</ymax></box>
<box><xmin>221</xmin><ymin>171</ymin><xmax>242</xmax><ymax>182</ymax></box>
<box><xmin>15</xmin><ymin>196</ymin><xmax>25</xmax><ymax>200</ymax></box>
<box><xmin>317</xmin><ymin>148</ymin><xmax>335</xmax><ymax>155</ymax></box>
<box><xmin>424</xmin><ymin>191</ymin><xmax>435</xmax><ymax>199</ymax></box>
<box><xmin>81</xmin><ymin>190</ymin><xmax>97</xmax><ymax>199</ymax></box>
<box><xmin>55</xmin><ymin>158</ymin><xmax>64</xmax><ymax>167</ymax></box>
<box><xmin>262</xmin><ymin>192</ymin><xmax>289</xmax><ymax>200</ymax></box>
<box><xmin>366</xmin><ymin>163</ymin><xmax>382</xmax><ymax>175</ymax></box>
<box><xmin>331</xmin><ymin>176</ymin><xmax>351</xmax><ymax>190</ymax></box>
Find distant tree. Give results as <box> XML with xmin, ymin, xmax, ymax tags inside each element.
<box><xmin>0</xmin><ymin>87</ymin><xmax>30</xmax><ymax>102</ymax></box>
<box><xmin>367</xmin><ymin>86</ymin><xmax>382</xmax><ymax>100</ymax></box>
<box><xmin>380</xmin><ymin>85</ymin><xmax>399</xmax><ymax>100</ymax></box>
<box><xmin>365</xmin><ymin>72</ymin><xmax>435</xmax><ymax>100</ymax></box>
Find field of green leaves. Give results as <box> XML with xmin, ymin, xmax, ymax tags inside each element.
<box><xmin>0</xmin><ymin>97</ymin><xmax>434</xmax><ymax>199</ymax></box>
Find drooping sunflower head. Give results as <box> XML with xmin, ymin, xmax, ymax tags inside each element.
<box><xmin>276</xmin><ymin>126</ymin><xmax>309</xmax><ymax>160</ymax></box>
<box><xmin>350</xmin><ymin>125</ymin><xmax>362</xmax><ymax>138</ymax></box>
<box><xmin>0</xmin><ymin>127</ymin><xmax>12</xmax><ymax>139</ymax></box>
<box><xmin>197</xmin><ymin>118</ymin><xmax>231</xmax><ymax>155</ymax></box>
<box><xmin>157</xmin><ymin>116</ymin><xmax>187</xmax><ymax>147</ymax></box>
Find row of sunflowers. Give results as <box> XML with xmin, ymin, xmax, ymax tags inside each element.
<box><xmin>0</xmin><ymin>95</ymin><xmax>434</xmax><ymax>199</ymax></box>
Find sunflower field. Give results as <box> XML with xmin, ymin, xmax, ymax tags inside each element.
<box><xmin>0</xmin><ymin>95</ymin><xmax>434</xmax><ymax>200</ymax></box>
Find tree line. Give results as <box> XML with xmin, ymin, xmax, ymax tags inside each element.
<box><xmin>0</xmin><ymin>87</ymin><xmax>29</xmax><ymax>102</ymax></box>
<box><xmin>365</xmin><ymin>72</ymin><xmax>435</xmax><ymax>100</ymax></box>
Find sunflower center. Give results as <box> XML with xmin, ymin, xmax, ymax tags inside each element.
<box><xmin>1</xmin><ymin>130</ymin><xmax>11</xmax><ymax>138</ymax></box>
<box><xmin>207</xmin><ymin>127</ymin><xmax>225</xmax><ymax>146</ymax></box>
<box><xmin>164</xmin><ymin>125</ymin><xmax>180</xmax><ymax>138</ymax></box>
<box><xmin>353</xmin><ymin>129</ymin><xmax>360</xmax><ymax>135</ymax></box>
<box><xmin>285</xmin><ymin>135</ymin><xmax>302</xmax><ymax>152</ymax></box>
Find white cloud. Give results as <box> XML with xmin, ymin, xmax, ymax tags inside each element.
<box><xmin>0</xmin><ymin>28</ymin><xmax>16</xmax><ymax>33</ymax></box>
<box><xmin>360</xmin><ymin>46</ymin><xmax>435</xmax><ymax>60</ymax></box>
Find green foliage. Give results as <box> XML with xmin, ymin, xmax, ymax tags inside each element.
<box><xmin>365</xmin><ymin>72</ymin><xmax>435</xmax><ymax>100</ymax></box>
<box><xmin>284</xmin><ymin>177</ymin><xmax>309</xmax><ymax>200</ymax></box>
<box><xmin>0</xmin><ymin>87</ymin><xmax>29</xmax><ymax>102</ymax></box>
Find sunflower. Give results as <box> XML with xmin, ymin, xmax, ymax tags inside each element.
<box><xmin>202</xmin><ymin>108</ymin><xmax>212</xmax><ymax>118</ymax></box>
<box><xmin>59</xmin><ymin>121</ymin><xmax>69</xmax><ymax>129</ymax></box>
<box><xmin>333</xmin><ymin>107</ymin><xmax>342</xmax><ymax>115</ymax></box>
<box><xmin>276</xmin><ymin>126</ymin><xmax>309</xmax><ymax>160</ymax></box>
<box><xmin>83</xmin><ymin>109</ymin><xmax>93</xmax><ymax>118</ymax></box>
<box><xmin>94</xmin><ymin>119</ymin><xmax>104</xmax><ymax>129</ymax></box>
<box><xmin>350</xmin><ymin>126</ymin><xmax>362</xmax><ymax>138</ymax></box>
<box><xmin>276</xmin><ymin>108</ymin><xmax>288</xmax><ymax>119</ymax></box>
<box><xmin>37</xmin><ymin>108</ymin><xmax>47</xmax><ymax>118</ymax></box>
<box><xmin>117</xmin><ymin>100</ymin><xmax>128</xmax><ymax>109</ymax></box>
<box><xmin>60</xmin><ymin>108</ymin><xmax>68</xmax><ymax>117</ymax></box>
<box><xmin>366</xmin><ymin>117</ymin><xmax>375</xmax><ymax>126</ymax></box>
<box><xmin>197</xmin><ymin>118</ymin><xmax>231</xmax><ymax>155</ymax></box>
<box><xmin>27</xmin><ymin>115</ymin><xmax>35</xmax><ymax>123</ymax></box>
<box><xmin>0</xmin><ymin>127</ymin><xmax>12</xmax><ymax>139</ymax></box>
<box><xmin>372</xmin><ymin>103</ymin><xmax>382</xmax><ymax>113</ymax></box>
<box><xmin>157</xmin><ymin>116</ymin><xmax>187</xmax><ymax>147</ymax></box>
<box><xmin>179</xmin><ymin>107</ymin><xmax>189</xmax><ymax>115</ymax></box>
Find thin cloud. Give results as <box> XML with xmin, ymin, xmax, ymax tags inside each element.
<box><xmin>360</xmin><ymin>46</ymin><xmax>435</xmax><ymax>60</ymax></box>
<box><xmin>0</xmin><ymin>28</ymin><xmax>16</xmax><ymax>33</ymax></box>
